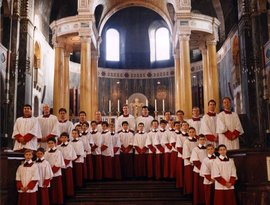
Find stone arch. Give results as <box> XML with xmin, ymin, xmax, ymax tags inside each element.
<box><xmin>97</xmin><ymin>1</ymin><xmax>173</xmax><ymax>35</ymax></box>
<box><xmin>211</xmin><ymin>0</ymin><xmax>225</xmax><ymax>41</ymax></box>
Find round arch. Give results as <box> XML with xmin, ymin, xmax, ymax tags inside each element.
<box><xmin>97</xmin><ymin>1</ymin><xmax>173</xmax><ymax>35</ymax></box>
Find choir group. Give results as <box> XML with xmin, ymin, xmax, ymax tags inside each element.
<box><xmin>13</xmin><ymin>97</ymin><xmax>244</xmax><ymax>205</ymax></box>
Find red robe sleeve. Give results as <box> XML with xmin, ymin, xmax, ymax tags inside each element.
<box><xmin>148</xmin><ymin>145</ymin><xmax>156</xmax><ymax>153</ymax></box>
<box><xmin>51</xmin><ymin>166</ymin><xmax>60</xmax><ymax>173</ymax></box>
<box><xmin>165</xmin><ymin>143</ymin><xmax>172</xmax><ymax>150</ymax></box>
<box><xmin>171</xmin><ymin>142</ymin><xmax>176</xmax><ymax>148</ymax></box>
<box><xmin>125</xmin><ymin>145</ymin><xmax>133</xmax><ymax>153</ymax></box>
<box><xmin>177</xmin><ymin>147</ymin><xmax>183</xmax><ymax>154</ymax></box>
<box><xmin>27</xmin><ymin>180</ymin><xmax>38</xmax><ymax>190</ymax></box>
<box><xmin>121</xmin><ymin>145</ymin><xmax>125</xmax><ymax>152</ymax></box>
<box><xmin>113</xmin><ymin>147</ymin><xmax>119</xmax><ymax>154</ymax></box>
<box><xmin>205</xmin><ymin>134</ymin><xmax>216</xmax><ymax>142</ymax></box>
<box><xmin>134</xmin><ymin>146</ymin><xmax>142</xmax><ymax>154</ymax></box>
<box><xmin>64</xmin><ymin>159</ymin><xmax>70</xmax><ymax>166</ymax></box>
<box><xmin>23</xmin><ymin>133</ymin><xmax>34</xmax><ymax>142</ymax></box>
<box><xmin>15</xmin><ymin>134</ymin><xmax>23</xmax><ymax>142</ymax></box>
<box><xmin>229</xmin><ymin>176</ymin><xmax>236</xmax><ymax>185</ymax></box>
<box><xmin>46</xmin><ymin>134</ymin><xmax>56</xmax><ymax>140</ymax></box>
<box><xmin>156</xmin><ymin>144</ymin><xmax>165</xmax><ymax>153</ymax></box>
<box><xmin>141</xmin><ymin>147</ymin><xmax>147</xmax><ymax>154</ymax></box>
<box><xmin>205</xmin><ymin>174</ymin><xmax>212</xmax><ymax>181</ymax></box>
<box><xmin>16</xmin><ymin>181</ymin><xmax>23</xmax><ymax>190</ymax></box>
<box><xmin>215</xmin><ymin>176</ymin><xmax>227</xmax><ymax>186</ymax></box>
<box><xmin>43</xmin><ymin>179</ymin><xmax>50</xmax><ymax>187</ymax></box>
<box><xmin>101</xmin><ymin>145</ymin><xmax>108</xmax><ymax>151</ymax></box>
<box><xmin>193</xmin><ymin>160</ymin><xmax>201</xmax><ymax>170</ymax></box>
<box><xmin>233</xmin><ymin>130</ymin><xmax>240</xmax><ymax>139</ymax></box>
<box><xmin>91</xmin><ymin>144</ymin><xmax>98</xmax><ymax>152</ymax></box>
<box><xmin>224</xmin><ymin>131</ymin><xmax>233</xmax><ymax>140</ymax></box>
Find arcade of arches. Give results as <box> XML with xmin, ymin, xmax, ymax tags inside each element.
<box><xmin>1</xmin><ymin>0</ymin><xmax>270</xmax><ymax>204</ymax></box>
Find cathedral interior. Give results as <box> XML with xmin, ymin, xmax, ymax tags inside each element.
<box><xmin>1</xmin><ymin>0</ymin><xmax>270</xmax><ymax>204</ymax></box>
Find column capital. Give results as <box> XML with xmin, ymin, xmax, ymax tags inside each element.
<box><xmin>206</xmin><ymin>39</ymin><xmax>217</xmax><ymax>46</ymax></box>
<box><xmin>80</xmin><ymin>35</ymin><xmax>91</xmax><ymax>43</ymax></box>
<box><xmin>53</xmin><ymin>41</ymin><xmax>65</xmax><ymax>48</ymax></box>
<box><xmin>179</xmin><ymin>33</ymin><xmax>190</xmax><ymax>41</ymax></box>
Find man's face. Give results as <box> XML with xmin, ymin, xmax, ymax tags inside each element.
<box><xmin>23</xmin><ymin>106</ymin><xmax>32</xmax><ymax>116</ymax></box>
<box><xmin>164</xmin><ymin>112</ymin><xmax>170</xmax><ymax>120</ymax></box>
<box><xmin>192</xmin><ymin>108</ymin><xmax>200</xmax><ymax>117</ymax></box>
<box><xmin>59</xmin><ymin>111</ymin><xmax>66</xmax><ymax>119</ymax></box>
<box><xmin>177</xmin><ymin>112</ymin><xmax>184</xmax><ymax>121</ymax></box>
<box><xmin>141</xmin><ymin>108</ymin><xmax>148</xmax><ymax>116</ymax></box>
<box><xmin>208</xmin><ymin>102</ymin><xmax>216</xmax><ymax>112</ymax></box>
<box><xmin>96</xmin><ymin>112</ymin><xmax>101</xmax><ymax>121</ymax></box>
<box><xmin>79</xmin><ymin>113</ymin><xmax>86</xmax><ymax>122</ymax></box>
<box><xmin>43</xmin><ymin>104</ymin><xmax>50</xmax><ymax>114</ymax></box>
<box><xmin>123</xmin><ymin>106</ymin><xmax>129</xmax><ymax>114</ymax></box>
<box><xmin>223</xmin><ymin>98</ymin><xmax>231</xmax><ymax>110</ymax></box>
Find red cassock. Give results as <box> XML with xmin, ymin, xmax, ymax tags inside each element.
<box><xmin>175</xmin><ymin>157</ymin><xmax>183</xmax><ymax>188</ymax></box>
<box><xmin>37</xmin><ymin>188</ymin><xmax>49</xmax><ymax>205</ymax></box>
<box><xmin>18</xmin><ymin>192</ymin><xmax>37</xmax><ymax>205</ymax></box>
<box><xmin>92</xmin><ymin>155</ymin><xmax>103</xmax><ymax>180</ymax></box>
<box><xmin>102</xmin><ymin>156</ymin><xmax>113</xmax><ymax>179</ymax></box>
<box><xmin>214</xmin><ymin>190</ymin><xmax>237</xmax><ymax>205</ymax></box>
<box><xmin>86</xmin><ymin>154</ymin><xmax>94</xmax><ymax>180</ymax></box>
<box><xmin>193</xmin><ymin>172</ymin><xmax>205</xmax><ymax>205</ymax></box>
<box><xmin>147</xmin><ymin>153</ymin><xmax>154</xmax><ymax>179</ymax></box>
<box><xmin>155</xmin><ymin>154</ymin><xmax>162</xmax><ymax>180</ymax></box>
<box><xmin>204</xmin><ymin>184</ymin><xmax>214</xmax><ymax>205</ymax></box>
<box><xmin>134</xmin><ymin>154</ymin><xmax>146</xmax><ymax>178</ymax></box>
<box><xmin>169</xmin><ymin>151</ymin><xmax>177</xmax><ymax>179</ymax></box>
<box><xmin>113</xmin><ymin>155</ymin><xmax>122</xmax><ymax>180</ymax></box>
<box><xmin>120</xmin><ymin>152</ymin><xmax>134</xmax><ymax>179</ymax></box>
<box><xmin>163</xmin><ymin>152</ymin><xmax>170</xmax><ymax>178</ymax></box>
<box><xmin>184</xmin><ymin>165</ymin><xmax>193</xmax><ymax>194</ymax></box>
<box><xmin>62</xmin><ymin>167</ymin><xmax>74</xmax><ymax>197</ymax></box>
<box><xmin>49</xmin><ymin>176</ymin><xmax>63</xmax><ymax>204</ymax></box>
<box><xmin>73</xmin><ymin>163</ymin><xmax>84</xmax><ymax>188</ymax></box>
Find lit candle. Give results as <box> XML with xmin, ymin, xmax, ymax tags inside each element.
<box><xmin>155</xmin><ymin>99</ymin><xmax>157</xmax><ymax>111</ymax></box>
<box><xmin>117</xmin><ymin>99</ymin><xmax>120</xmax><ymax>112</ymax></box>
<box><xmin>109</xmin><ymin>100</ymin><xmax>111</xmax><ymax>113</ymax></box>
<box><xmin>126</xmin><ymin>99</ymin><xmax>128</xmax><ymax>105</ymax></box>
<box><xmin>146</xmin><ymin>99</ymin><xmax>148</xmax><ymax>106</ymax></box>
<box><xmin>162</xmin><ymin>99</ymin><xmax>165</xmax><ymax>112</ymax></box>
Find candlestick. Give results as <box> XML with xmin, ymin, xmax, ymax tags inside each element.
<box><xmin>117</xmin><ymin>99</ymin><xmax>120</xmax><ymax>112</ymax></box>
<box><xmin>109</xmin><ymin>100</ymin><xmax>111</xmax><ymax>113</ymax></box>
<box><xmin>162</xmin><ymin>99</ymin><xmax>165</xmax><ymax>112</ymax></box>
<box><xmin>146</xmin><ymin>99</ymin><xmax>148</xmax><ymax>106</ymax></box>
<box><xmin>126</xmin><ymin>99</ymin><xmax>128</xmax><ymax>105</ymax></box>
<box><xmin>155</xmin><ymin>99</ymin><xmax>157</xmax><ymax>111</ymax></box>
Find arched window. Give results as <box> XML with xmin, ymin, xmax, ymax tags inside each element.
<box><xmin>155</xmin><ymin>27</ymin><xmax>170</xmax><ymax>61</ymax></box>
<box><xmin>106</xmin><ymin>28</ymin><xmax>120</xmax><ymax>61</ymax></box>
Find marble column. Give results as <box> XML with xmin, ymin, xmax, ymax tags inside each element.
<box><xmin>80</xmin><ymin>36</ymin><xmax>92</xmax><ymax>120</ymax></box>
<box><xmin>200</xmin><ymin>46</ymin><xmax>209</xmax><ymax>113</ymax></box>
<box><xmin>91</xmin><ymin>49</ymin><xmax>98</xmax><ymax>119</ymax></box>
<box><xmin>53</xmin><ymin>43</ymin><xmax>64</xmax><ymax>115</ymax></box>
<box><xmin>207</xmin><ymin>40</ymin><xmax>220</xmax><ymax>112</ymax></box>
<box><xmin>179</xmin><ymin>34</ymin><xmax>192</xmax><ymax>118</ymax></box>
<box><xmin>63</xmin><ymin>50</ymin><xmax>71</xmax><ymax>117</ymax></box>
<box><xmin>174</xmin><ymin>48</ymin><xmax>181</xmax><ymax>112</ymax></box>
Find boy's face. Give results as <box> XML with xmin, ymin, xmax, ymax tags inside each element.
<box><xmin>160</xmin><ymin>123</ymin><xmax>166</xmax><ymax>129</ymax></box>
<box><xmin>198</xmin><ymin>137</ymin><xmax>206</xmax><ymax>145</ymax></box>
<box><xmin>138</xmin><ymin>124</ymin><xmax>144</xmax><ymax>131</ymax></box>
<box><xmin>152</xmin><ymin>122</ymin><xmax>158</xmax><ymax>129</ymax></box>
<box><xmin>177</xmin><ymin>112</ymin><xmax>184</xmax><ymax>120</ymax></box>
<box><xmin>218</xmin><ymin>146</ymin><xmax>227</xmax><ymax>156</ymax></box>
<box><xmin>188</xmin><ymin>129</ymin><xmax>196</xmax><ymax>137</ymax></box>
<box><xmin>109</xmin><ymin>124</ymin><xmax>115</xmax><ymax>131</ymax></box>
<box><xmin>36</xmin><ymin>151</ymin><xmax>44</xmax><ymax>159</ymax></box>
<box><xmin>208</xmin><ymin>102</ymin><xmax>216</xmax><ymax>112</ymax></box>
<box><xmin>79</xmin><ymin>113</ymin><xmax>86</xmax><ymax>122</ymax></box>
<box><xmin>182</xmin><ymin>123</ymin><xmax>189</xmax><ymax>131</ymax></box>
<box><xmin>91</xmin><ymin>123</ymin><xmax>97</xmax><ymax>130</ymax></box>
<box><xmin>207</xmin><ymin>146</ymin><xmax>215</xmax><ymax>155</ymax></box>
<box><xmin>174</xmin><ymin>123</ymin><xmax>180</xmax><ymax>130</ymax></box>
<box><xmin>192</xmin><ymin>108</ymin><xmax>200</xmax><ymax>117</ymax></box>
<box><xmin>168</xmin><ymin>121</ymin><xmax>174</xmax><ymax>128</ymax></box>
<box><xmin>24</xmin><ymin>152</ymin><xmax>33</xmax><ymax>161</ymax></box>
<box><xmin>122</xmin><ymin>124</ymin><xmax>128</xmax><ymax>130</ymax></box>
<box><xmin>102</xmin><ymin>124</ymin><xmax>108</xmax><ymax>131</ymax></box>
<box><xmin>164</xmin><ymin>112</ymin><xmax>170</xmax><ymax>120</ymax></box>
<box><xmin>23</xmin><ymin>106</ymin><xmax>32</xmax><ymax>117</ymax></box>
<box><xmin>60</xmin><ymin>136</ymin><xmax>68</xmax><ymax>143</ymax></box>
<box><xmin>72</xmin><ymin>131</ymin><xmax>78</xmax><ymax>138</ymax></box>
<box><xmin>59</xmin><ymin>111</ymin><xmax>66</xmax><ymax>119</ymax></box>
<box><xmin>82</xmin><ymin>124</ymin><xmax>89</xmax><ymax>131</ymax></box>
<box><xmin>47</xmin><ymin>141</ymin><xmax>55</xmax><ymax>148</ymax></box>
<box><xmin>76</xmin><ymin>126</ymin><xmax>82</xmax><ymax>132</ymax></box>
